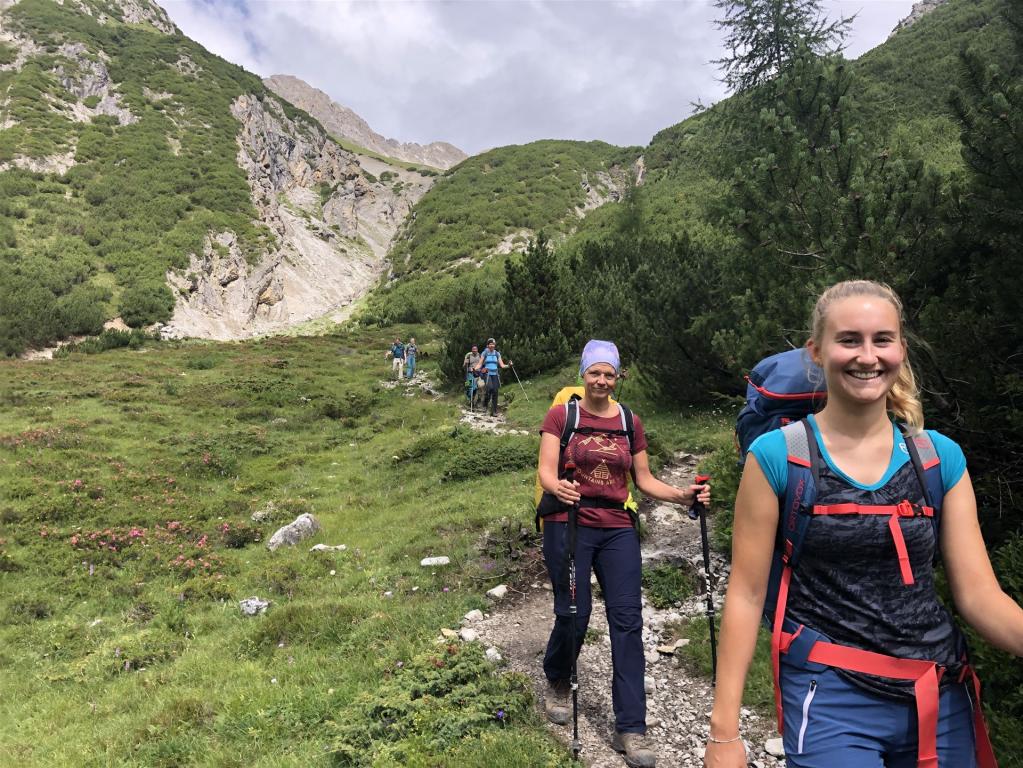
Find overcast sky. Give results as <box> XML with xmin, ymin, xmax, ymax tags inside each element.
<box><xmin>161</xmin><ymin>0</ymin><xmax>917</xmax><ymax>155</ymax></box>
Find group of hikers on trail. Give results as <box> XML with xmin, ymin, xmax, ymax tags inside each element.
<box><xmin>532</xmin><ymin>281</ymin><xmax>1023</xmax><ymax>768</ymax></box>
<box><xmin>386</xmin><ymin>336</ymin><xmax>418</xmax><ymax>380</ymax></box>
<box><xmin>462</xmin><ymin>337</ymin><xmax>512</xmax><ymax>416</ymax></box>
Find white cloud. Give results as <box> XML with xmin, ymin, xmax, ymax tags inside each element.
<box><xmin>161</xmin><ymin>0</ymin><xmax>916</xmax><ymax>154</ymax></box>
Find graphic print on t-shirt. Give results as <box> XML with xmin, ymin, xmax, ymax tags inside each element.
<box><xmin>571</xmin><ymin>433</ymin><xmax>626</xmax><ymax>488</ymax></box>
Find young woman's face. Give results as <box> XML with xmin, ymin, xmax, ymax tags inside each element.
<box><xmin>583</xmin><ymin>363</ymin><xmax>618</xmax><ymax>399</ymax></box>
<box><xmin>810</xmin><ymin>295</ymin><xmax>905</xmax><ymax>406</ymax></box>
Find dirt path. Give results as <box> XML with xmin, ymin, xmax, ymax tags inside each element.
<box><xmin>473</xmin><ymin>454</ymin><xmax>784</xmax><ymax>768</ymax></box>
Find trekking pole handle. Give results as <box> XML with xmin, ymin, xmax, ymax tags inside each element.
<box><xmin>688</xmin><ymin>474</ymin><xmax>711</xmax><ymax>520</ymax></box>
<box><xmin>564</xmin><ymin>461</ymin><xmax>576</xmax><ymax>484</ymax></box>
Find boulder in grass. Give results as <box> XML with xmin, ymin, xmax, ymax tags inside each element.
<box><xmin>267</xmin><ymin>513</ymin><xmax>321</xmax><ymax>551</ymax></box>
<box><xmin>240</xmin><ymin>597</ymin><xmax>269</xmax><ymax>615</ymax></box>
<box><xmin>459</xmin><ymin>627</ymin><xmax>479</xmax><ymax>643</ymax></box>
<box><xmin>485</xmin><ymin>646</ymin><xmax>503</xmax><ymax>663</ymax></box>
<box><xmin>420</xmin><ymin>556</ymin><xmax>450</xmax><ymax>567</ymax></box>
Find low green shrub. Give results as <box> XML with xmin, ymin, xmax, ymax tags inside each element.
<box><xmin>119</xmin><ymin>282</ymin><xmax>175</xmax><ymax>328</ymax></box>
<box><xmin>441</xmin><ymin>437</ymin><xmax>536</xmax><ymax>482</ymax></box>
<box><xmin>328</xmin><ymin>643</ymin><xmax>539</xmax><ymax>766</ymax></box>
<box><xmin>642</xmin><ymin>562</ymin><xmax>696</xmax><ymax>609</ymax></box>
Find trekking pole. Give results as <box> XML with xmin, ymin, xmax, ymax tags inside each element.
<box><xmin>687</xmin><ymin>474</ymin><xmax>717</xmax><ymax>684</ymax></box>
<box><xmin>564</xmin><ymin>461</ymin><xmax>581</xmax><ymax>761</ymax></box>
<box><xmin>614</xmin><ymin>367</ymin><xmax>627</xmax><ymax>402</ymax></box>
<box><xmin>509</xmin><ymin>362</ymin><xmax>530</xmax><ymax>401</ymax></box>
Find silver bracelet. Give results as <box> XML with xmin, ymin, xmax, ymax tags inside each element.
<box><xmin>707</xmin><ymin>733</ymin><xmax>742</xmax><ymax>744</ymax></box>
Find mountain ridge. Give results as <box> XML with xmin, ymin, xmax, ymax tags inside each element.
<box><xmin>264</xmin><ymin>74</ymin><xmax>467</xmax><ymax>171</ymax></box>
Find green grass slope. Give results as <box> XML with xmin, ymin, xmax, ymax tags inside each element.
<box><xmin>0</xmin><ymin>329</ymin><xmax>734</xmax><ymax>766</ymax></box>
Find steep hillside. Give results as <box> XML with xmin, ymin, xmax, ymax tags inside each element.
<box><xmin>641</xmin><ymin>0</ymin><xmax>1010</xmax><ymax>209</ymax></box>
<box><xmin>0</xmin><ymin>0</ymin><xmax>433</xmax><ymax>352</ymax></box>
<box><xmin>362</xmin><ymin>139</ymin><xmax>642</xmax><ymax>324</ymax></box>
<box><xmin>264</xmin><ymin>74</ymin><xmax>467</xmax><ymax>171</ymax></box>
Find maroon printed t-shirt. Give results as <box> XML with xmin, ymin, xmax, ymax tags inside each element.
<box><xmin>540</xmin><ymin>403</ymin><xmax>648</xmax><ymax>528</ymax></box>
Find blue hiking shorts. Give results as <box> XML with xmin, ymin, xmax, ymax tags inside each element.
<box><xmin>780</xmin><ymin>661</ymin><xmax>976</xmax><ymax>767</ymax></box>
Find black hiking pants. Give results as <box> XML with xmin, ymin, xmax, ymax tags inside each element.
<box><xmin>542</xmin><ymin>521</ymin><xmax>646</xmax><ymax>735</ymax></box>
<box><xmin>483</xmin><ymin>374</ymin><xmax>500</xmax><ymax>415</ymax></box>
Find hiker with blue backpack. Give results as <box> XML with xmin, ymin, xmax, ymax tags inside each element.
<box><xmin>538</xmin><ymin>339</ymin><xmax>711</xmax><ymax>768</ymax></box>
<box><xmin>706</xmin><ymin>281</ymin><xmax>1023</xmax><ymax>768</ymax></box>
<box><xmin>475</xmin><ymin>337</ymin><xmax>511</xmax><ymax>416</ymax></box>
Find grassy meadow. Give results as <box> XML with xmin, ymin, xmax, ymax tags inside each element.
<box><xmin>0</xmin><ymin>327</ymin><xmax>734</xmax><ymax>766</ymax></box>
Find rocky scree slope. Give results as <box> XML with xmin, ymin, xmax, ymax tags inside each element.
<box><xmin>163</xmin><ymin>91</ymin><xmax>433</xmax><ymax>339</ymax></box>
<box><xmin>264</xmin><ymin>74</ymin><xmax>467</xmax><ymax>171</ymax></box>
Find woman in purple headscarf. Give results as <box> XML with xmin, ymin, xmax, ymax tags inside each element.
<box><xmin>537</xmin><ymin>339</ymin><xmax>711</xmax><ymax>767</ymax></box>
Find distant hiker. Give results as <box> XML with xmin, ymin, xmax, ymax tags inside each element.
<box><xmin>538</xmin><ymin>339</ymin><xmax>710</xmax><ymax>768</ymax></box>
<box><xmin>475</xmin><ymin>337</ymin><xmax>511</xmax><ymax>416</ymax></box>
<box><xmin>706</xmin><ymin>280</ymin><xmax>1023</xmax><ymax>768</ymax></box>
<box><xmin>405</xmin><ymin>337</ymin><xmax>418</xmax><ymax>378</ymax></box>
<box><xmin>388</xmin><ymin>337</ymin><xmax>405</xmax><ymax>380</ymax></box>
<box><xmin>463</xmin><ymin>344</ymin><xmax>482</xmax><ymax>405</ymax></box>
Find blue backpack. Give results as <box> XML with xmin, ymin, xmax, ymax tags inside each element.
<box><xmin>735</xmin><ymin>348</ymin><xmax>826</xmax><ymax>466</ymax></box>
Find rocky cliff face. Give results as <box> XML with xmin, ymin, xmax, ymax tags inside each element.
<box><xmin>163</xmin><ymin>92</ymin><xmax>433</xmax><ymax>339</ymax></box>
<box><xmin>889</xmin><ymin>0</ymin><xmax>951</xmax><ymax>37</ymax></box>
<box><xmin>264</xmin><ymin>74</ymin><xmax>467</xmax><ymax>170</ymax></box>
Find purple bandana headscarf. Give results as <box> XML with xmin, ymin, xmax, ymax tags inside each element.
<box><xmin>579</xmin><ymin>339</ymin><xmax>620</xmax><ymax>376</ymax></box>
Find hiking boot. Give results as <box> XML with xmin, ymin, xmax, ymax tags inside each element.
<box><xmin>544</xmin><ymin>679</ymin><xmax>571</xmax><ymax>725</ymax></box>
<box><xmin>611</xmin><ymin>731</ymin><xmax>656</xmax><ymax>768</ymax></box>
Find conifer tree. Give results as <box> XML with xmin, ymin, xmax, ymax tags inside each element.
<box><xmin>716</xmin><ymin>49</ymin><xmax>945</xmax><ymax>366</ymax></box>
<box><xmin>714</xmin><ymin>0</ymin><xmax>851</xmax><ymax>94</ymax></box>
<box><xmin>499</xmin><ymin>232</ymin><xmax>577</xmax><ymax>376</ymax></box>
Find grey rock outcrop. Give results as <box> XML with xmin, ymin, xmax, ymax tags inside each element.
<box><xmin>266</xmin><ymin>513</ymin><xmax>322</xmax><ymax>551</ymax></box>
<box><xmin>114</xmin><ymin>0</ymin><xmax>177</xmax><ymax>34</ymax></box>
<box><xmin>264</xmin><ymin>74</ymin><xmax>468</xmax><ymax>170</ymax></box>
<box><xmin>55</xmin><ymin>42</ymin><xmax>137</xmax><ymax>126</ymax></box>
<box><xmin>163</xmin><ymin>93</ymin><xmax>432</xmax><ymax>339</ymax></box>
<box><xmin>889</xmin><ymin>0</ymin><xmax>950</xmax><ymax>38</ymax></box>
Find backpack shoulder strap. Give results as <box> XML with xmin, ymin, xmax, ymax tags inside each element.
<box><xmin>560</xmin><ymin>398</ymin><xmax>580</xmax><ymax>455</ymax></box>
<box><xmin>899</xmin><ymin>425</ymin><xmax>943</xmax><ymax>507</ymax></box>
<box><xmin>618</xmin><ymin>403</ymin><xmax>635</xmax><ymax>453</ymax></box>
<box><xmin>778</xmin><ymin>420</ymin><xmax>820</xmax><ymax>568</ymax></box>
<box><xmin>899</xmin><ymin>426</ymin><xmax>944</xmax><ymax>556</ymax></box>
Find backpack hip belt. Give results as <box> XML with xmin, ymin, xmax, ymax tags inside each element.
<box><xmin>772</xmin><ymin>567</ymin><xmax>998</xmax><ymax>768</ymax></box>
<box><xmin>768</xmin><ymin>420</ymin><xmax>997</xmax><ymax>768</ymax></box>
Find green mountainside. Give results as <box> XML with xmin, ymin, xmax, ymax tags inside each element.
<box><xmin>0</xmin><ymin>0</ymin><xmax>273</xmax><ymax>350</ymax></box>
<box><xmin>361</xmin><ymin>139</ymin><xmax>641</xmax><ymax>325</ymax></box>
<box><xmin>624</xmin><ymin>0</ymin><xmax>1010</xmax><ymax>242</ymax></box>
<box><xmin>0</xmin><ymin>0</ymin><xmax>434</xmax><ymax>355</ymax></box>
